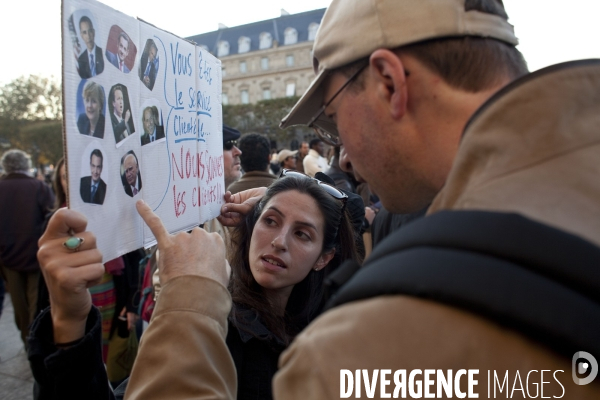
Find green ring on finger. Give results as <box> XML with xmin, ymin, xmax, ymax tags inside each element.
<box><xmin>63</xmin><ymin>236</ymin><xmax>84</xmax><ymax>252</ymax></box>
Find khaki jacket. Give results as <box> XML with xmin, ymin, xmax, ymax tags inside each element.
<box><xmin>126</xmin><ymin>61</ymin><xmax>600</xmax><ymax>399</ymax></box>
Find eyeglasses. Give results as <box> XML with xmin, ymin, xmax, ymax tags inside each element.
<box><xmin>278</xmin><ymin>169</ymin><xmax>348</xmax><ymax>204</ymax></box>
<box><xmin>223</xmin><ymin>139</ymin><xmax>237</xmax><ymax>151</ymax></box>
<box><xmin>306</xmin><ymin>63</ymin><xmax>368</xmax><ymax>146</ymax></box>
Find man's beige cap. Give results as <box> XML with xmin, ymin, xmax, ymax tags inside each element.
<box><xmin>280</xmin><ymin>0</ymin><xmax>519</xmax><ymax>129</ymax></box>
<box><xmin>277</xmin><ymin>149</ymin><xmax>299</xmax><ymax>163</ymax></box>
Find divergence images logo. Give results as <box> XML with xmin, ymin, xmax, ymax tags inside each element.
<box><xmin>572</xmin><ymin>351</ymin><xmax>598</xmax><ymax>385</ymax></box>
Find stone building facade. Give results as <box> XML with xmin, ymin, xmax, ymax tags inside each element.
<box><xmin>186</xmin><ymin>9</ymin><xmax>325</xmax><ymax>106</ymax></box>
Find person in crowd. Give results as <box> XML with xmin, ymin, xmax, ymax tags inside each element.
<box><xmin>77</xmin><ymin>16</ymin><xmax>104</xmax><ymax>78</ymax></box>
<box><xmin>302</xmin><ymin>138</ymin><xmax>327</xmax><ymax>177</ymax></box>
<box><xmin>29</xmin><ymin>172</ymin><xmax>361</xmax><ymax>400</ymax></box>
<box><xmin>60</xmin><ymin>0</ymin><xmax>597</xmax><ymax>398</ymax></box>
<box><xmin>324</xmin><ymin>146</ymin><xmax>356</xmax><ymax>193</ymax></box>
<box><xmin>140</xmin><ymin>106</ymin><xmax>165</xmax><ymax>145</ymax></box>
<box><xmin>77</xmin><ymin>81</ymin><xmax>105</xmax><ymax>138</ymax></box>
<box><xmin>227</xmin><ymin>133</ymin><xmax>276</xmax><ymax>194</ymax></box>
<box><xmin>140</xmin><ymin>40</ymin><xmax>159</xmax><ymax>90</ymax></box>
<box><xmin>295</xmin><ymin>141</ymin><xmax>309</xmax><ymax>174</ymax></box>
<box><xmin>121</xmin><ymin>152</ymin><xmax>142</xmax><ymax>197</ymax></box>
<box><xmin>277</xmin><ymin>149</ymin><xmax>298</xmax><ymax>171</ymax></box>
<box><xmin>0</xmin><ymin>149</ymin><xmax>54</xmax><ymax>347</ymax></box>
<box><xmin>35</xmin><ymin>156</ymin><xmax>144</xmax><ymax>387</ymax></box>
<box><xmin>106</xmin><ymin>32</ymin><xmax>131</xmax><ymax>73</ymax></box>
<box><xmin>80</xmin><ymin>149</ymin><xmax>106</xmax><ymax>205</ymax></box>
<box><xmin>109</xmin><ymin>85</ymin><xmax>135</xmax><ymax>143</ymax></box>
<box><xmin>36</xmin><ymin>158</ymin><xmax>67</xmax><ymax>314</ymax></box>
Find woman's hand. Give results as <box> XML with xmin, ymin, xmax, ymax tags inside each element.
<box><xmin>217</xmin><ymin>188</ymin><xmax>267</xmax><ymax>226</ymax></box>
<box><xmin>37</xmin><ymin>208</ymin><xmax>104</xmax><ymax>344</ymax></box>
<box><xmin>136</xmin><ymin>200</ymin><xmax>229</xmax><ymax>287</ymax></box>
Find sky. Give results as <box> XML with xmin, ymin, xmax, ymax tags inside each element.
<box><xmin>1</xmin><ymin>0</ymin><xmax>599</xmax><ymax>85</ymax></box>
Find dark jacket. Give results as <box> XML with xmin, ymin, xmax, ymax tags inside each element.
<box><xmin>140</xmin><ymin>126</ymin><xmax>165</xmax><ymax>146</ymax></box>
<box><xmin>122</xmin><ymin>173</ymin><xmax>143</xmax><ymax>197</ymax></box>
<box><xmin>0</xmin><ymin>173</ymin><xmax>54</xmax><ymax>272</ymax></box>
<box><xmin>111</xmin><ymin>112</ymin><xmax>135</xmax><ymax>144</ymax></box>
<box><xmin>77</xmin><ymin>113</ymin><xmax>105</xmax><ymax>138</ymax></box>
<box><xmin>80</xmin><ymin>176</ymin><xmax>107</xmax><ymax>204</ymax></box>
<box><xmin>78</xmin><ymin>47</ymin><xmax>105</xmax><ymax>79</ymax></box>
<box><xmin>29</xmin><ymin>302</ymin><xmax>284</xmax><ymax>400</ymax></box>
<box><xmin>226</xmin><ymin>307</ymin><xmax>286</xmax><ymax>400</ymax></box>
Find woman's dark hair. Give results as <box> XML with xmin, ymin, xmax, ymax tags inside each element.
<box><xmin>229</xmin><ymin>175</ymin><xmax>361</xmax><ymax>345</ymax></box>
<box><xmin>52</xmin><ymin>157</ymin><xmax>67</xmax><ymax>210</ymax></box>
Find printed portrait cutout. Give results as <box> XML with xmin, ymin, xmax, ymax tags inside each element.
<box><xmin>140</xmin><ymin>102</ymin><xmax>165</xmax><ymax>146</ymax></box>
<box><xmin>79</xmin><ymin>145</ymin><xmax>109</xmax><ymax>205</ymax></box>
<box><xmin>108</xmin><ymin>84</ymin><xmax>136</xmax><ymax>146</ymax></box>
<box><xmin>69</xmin><ymin>10</ymin><xmax>105</xmax><ymax>79</ymax></box>
<box><xmin>105</xmin><ymin>25</ymin><xmax>137</xmax><ymax>74</ymax></box>
<box><xmin>120</xmin><ymin>150</ymin><xmax>142</xmax><ymax>197</ymax></box>
<box><xmin>139</xmin><ymin>39</ymin><xmax>160</xmax><ymax>91</ymax></box>
<box><xmin>76</xmin><ymin>80</ymin><xmax>106</xmax><ymax>138</ymax></box>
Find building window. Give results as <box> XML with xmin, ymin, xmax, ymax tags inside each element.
<box><xmin>284</xmin><ymin>27</ymin><xmax>298</xmax><ymax>45</ymax></box>
<box><xmin>238</xmin><ymin>36</ymin><xmax>251</xmax><ymax>54</ymax></box>
<box><xmin>259</xmin><ymin>32</ymin><xmax>273</xmax><ymax>50</ymax></box>
<box><xmin>239</xmin><ymin>61</ymin><xmax>247</xmax><ymax>73</ymax></box>
<box><xmin>217</xmin><ymin>41</ymin><xmax>229</xmax><ymax>57</ymax></box>
<box><xmin>286</xmin><ymin>83</ymin><xmax>295</xmax><ymax>97</ymax></box>
<box><xmin>241</xmin><ymin>90</ymin><xmax>249</xmax><ymax>104</ymax></box>
<box><xmin>286</xmin><ymin>55</ymin><xmax>294</xmax><ymax>67</ymax></box>
<box><xmin>308</xmin><ymin>23</ymin><xmax>319</xmax><ymax>41</ymax></box>
<box><xmin>222</xmin><ymin>93</ymin><xmax>229</xmax><ymax>105</ymax></box>
<box><xmin>261</xmin><ymin>57</ymin><xmax>269</xmax><ymax>70</ymax></box>
<box><xmin>263</xmin><ymin>89</ymin><xmax>271</xmax><ymax>100</ymax></box>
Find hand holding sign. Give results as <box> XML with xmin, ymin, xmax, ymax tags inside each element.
<box><xmin>136</xmin><ymin>200</ymin><xmax>229</xmax><ymax>287</ymax></box>
<box><xmin>217</xmin><ymin>188</ymin><xmax>267</xmax><ymax>227</ymax></box>
<box><xmin>37</xmin><ymin>208</ymin><xmax>104</xmax><ymax>344</ymax></box>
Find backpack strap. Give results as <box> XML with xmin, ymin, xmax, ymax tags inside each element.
<box><xmin>328</xmin><ymin>211</ymin><xmax>600</xmax><ymax>357</ymax></box>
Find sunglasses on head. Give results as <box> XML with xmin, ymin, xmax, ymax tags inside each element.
<box><xmin>224</xmin><ymin>139</ymin><xmax>237</xmax><ymax>151</ymax></box>
<box><xmin>278</xmin><ymin>169</ymin><xmax>348</xmax><ymax>204</ymax></box>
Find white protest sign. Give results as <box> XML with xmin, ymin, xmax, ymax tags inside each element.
<box><xmin>63</xmin><ymin>0</ymin><xmax>224</xmax><ymax>261</ymax></box>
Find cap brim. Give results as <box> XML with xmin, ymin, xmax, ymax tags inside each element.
<box><xmin>280</xmin><ymin>69</ymin><xmax>328</xmax><ymax>129</ymax></box>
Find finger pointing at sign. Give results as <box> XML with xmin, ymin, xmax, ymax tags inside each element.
<box><xmin>136</xmin><ymin>200</ymin><xmax>229</xmax><ymax>287</ymax></box>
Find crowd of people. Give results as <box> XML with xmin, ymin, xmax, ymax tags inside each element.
<box><xmin>1</xmin><ymin>0</ymin><xmax>599</xmax><ymax>398</ymax></box>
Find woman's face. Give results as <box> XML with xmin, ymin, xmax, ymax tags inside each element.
<box><xmin>85</xmin><ymin>93</ymin><xmax>100</xmax><ymax>121</ymax></box>
<box><xmin>248</xmin><ymin>190</ymin><xmax>334</xmax><ymax>301</ymax></box>
<box><xmin>59</xmin><ymin>163</ymin><xmax>67</xmax><ymax>193</ymax></box>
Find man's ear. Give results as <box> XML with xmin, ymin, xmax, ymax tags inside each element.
<box><xmin>369</xmin><ymin>49</ymin><xmax>408</xmax><ymax>120</ymax></box>
<box><xmin>314</xmin><ymin>249</ymin><xmax>335</xmax><ymax>271</ymax></box>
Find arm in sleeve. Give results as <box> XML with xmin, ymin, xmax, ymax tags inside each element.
<box><xmin>28</xmin><ymin>307</ymin><xmax>116</xmax><ymax>400</ymax></box>
<box><xmin>124</xmin><ymin>275</ymin><xmax>237</xmax><ymax>400</ymax></box>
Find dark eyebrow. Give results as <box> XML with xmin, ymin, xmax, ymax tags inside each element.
<box><xmin>266</xmin><ymin>206</ymin><xmax>318</xmax><ymax>232</ymax></box>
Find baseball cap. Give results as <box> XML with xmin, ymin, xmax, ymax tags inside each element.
<box><xmin>223</xmin><ymin>125</ymin><xmax>241</xmax><ymax>143</ymax></box>
<box><xmin>280</xmin><ymin>0</ymin><xmax>519</xmax><ymax>130</ymax></box>
<box><xmin>277</xmin><ymin>149</ymin><xmax>299</xmax><ymax>163</ymax></box>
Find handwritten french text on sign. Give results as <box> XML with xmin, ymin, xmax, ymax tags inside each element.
<box><xmin>63</xmin><ymin>0</ymin><xmax>223</xmax><ymax>261</ymax></box>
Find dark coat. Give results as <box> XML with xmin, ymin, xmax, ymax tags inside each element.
<box><xmin>111</xmin><ymin>112</ymin><xmax>135</xmax><ymax>144</ymax></box>
<box><xmin>80</xmin><ymin>176</ymin><xmax>107</xmax><ymax>204</ymax></box>
<box><xmin>139</xmin><ymin>54</ymin><xmax>158</xmax><ymax>91</ymax></box>
<box><xmin>226</xmin><ymin>307</ymin><xmax>286</xmax><ymax>400</ymax></box>
<box><xmin>0</xmin><ymin>173</ymin><xmax>54</xmax><ymax>272</ymax></box>
<box><xmin>122</xmin><ymin>173</ymin><xmax>142</xmax><ymax>197</ymax></box>
<box><xmin>29</xmin><ymin>304</ymin><xmax>285</xmax><ymax>400</ymax></box>
<box><xmin>77</xmin><ymin>47</ymin><xmax>105</xmax><ymax>79</ymax></box>
<box><xmin>77</xmin><ymin>113</ymin><xmax>105</xmax><ymax>138</ymax></box>
<box><xmin>140</xmin><ymin>126</ymin><xmax>165</xmax><ymax>146</ymax></box>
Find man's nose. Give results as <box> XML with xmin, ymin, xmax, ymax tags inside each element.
<box><xmin>339</xmin><ymin>146</ymin><xmax>353</xmax><ymax>173</ymax></box>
